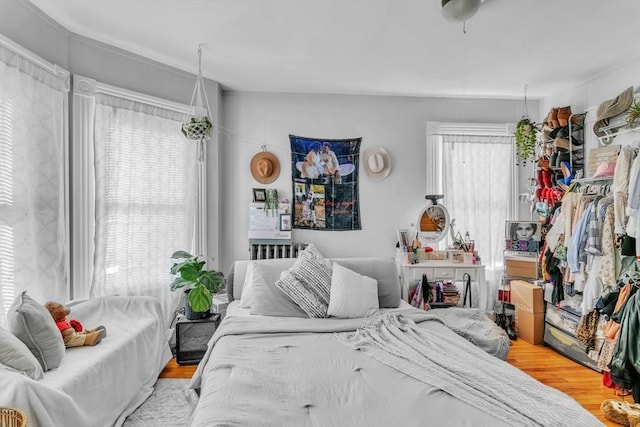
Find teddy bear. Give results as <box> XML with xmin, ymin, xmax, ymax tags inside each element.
<box><xmin>44</xmin><ymin>301</ymin><xmax>107</xmax><ymax>347</ymax></box>
<box><xmin>601</xmin><ymin>399</ymin><xmax>640</xmax><ymax>426</ymax></box>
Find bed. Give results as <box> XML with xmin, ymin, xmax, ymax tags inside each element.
<box><xmin>189</xmin><ymin>251</ymin><xmax>603</xmax><ymax>426</ymax></box>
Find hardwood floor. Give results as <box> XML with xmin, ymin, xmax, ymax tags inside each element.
<box><xmin>506</xmin><ymin>339</ymin><xmax>619</xmax><ymax>426</ymax></box>
<box><xmin>160</xmin><ymin>339</ymin><xmax>623</xmax><ymax>425</ymax></box>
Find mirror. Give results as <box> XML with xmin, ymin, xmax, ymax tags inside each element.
<box><xmin>417</xmin><ymin>203</ymin><xmax>450</xmax><ymax>243</ymax></box>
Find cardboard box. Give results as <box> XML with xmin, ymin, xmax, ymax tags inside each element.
<box><xmin>505</xmin><ymin>256</ymin><xmax>539</xmax><ymax>279</ymax></box>
<box><xmin>510</xmin><ymin>279</ymin><xmax>544</xmax><ymax>314</ymax></box>
<box><xmin>515</xmin><ymin>310</ymin><xmax>544</xmax><ymax>345</ymax></box>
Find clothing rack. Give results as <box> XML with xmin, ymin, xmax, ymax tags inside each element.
<box><xmin>571</xmin><ymin>178</ymin><xmax>612</xmax><ymax>196</ymax></box>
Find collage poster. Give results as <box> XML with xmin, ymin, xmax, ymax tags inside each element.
<box><xmin>289</xmin><ymin>134</ymin><xmax>362</xmax><ymax>231</ymax></box>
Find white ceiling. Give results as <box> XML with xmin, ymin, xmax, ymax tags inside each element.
<box><xmin>28</xmin><ymin>0</ymin><xmax>640</xmax><ymax>99</ymax></box>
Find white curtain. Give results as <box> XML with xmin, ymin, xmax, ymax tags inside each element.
<box><xmin>442</xmin><ymin>134</ymin><xmax>516</xmax><ymax>311</ymax></box>
<box><xmin>0</xmin><ymin>42</ymin><xmax>69</xmax><ymax>326</ymax></box>
<box><xmin>91</xmin><ymin>93</ymin><xmax>196</xmax><ymax>323</ymax></box>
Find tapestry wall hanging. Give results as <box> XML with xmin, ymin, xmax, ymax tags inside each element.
<box><xmin>289</xmin><ymin>134</ymin><xmax>362</xmax><ymax>231</ymax></box>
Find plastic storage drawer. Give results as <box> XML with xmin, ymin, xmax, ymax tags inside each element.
<box><xmin>543</xmin><ymin>322</ymin><xmax>600</xmax><ymax>372</ymax></box>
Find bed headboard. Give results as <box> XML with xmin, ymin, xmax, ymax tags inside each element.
<box><xmin>226</xmin><ymin>257</ymin><xmax>401</xmax><ymax>308</ymax></box>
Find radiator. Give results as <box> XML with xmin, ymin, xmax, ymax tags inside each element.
<box><xmin>249</xmin><ymin>242</ymin><xmax>308</xmax><ymax>260</ymax></box>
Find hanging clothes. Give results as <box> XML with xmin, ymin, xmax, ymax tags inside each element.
<box><xmin>614</xmin><ymin>145</ymin><xmax>636</xmax><ymax>234</ymax></box>
<box><xmin>609</xmin><ymin>282</ymin><xmax>640</xmax><ymax>395</ymax></box>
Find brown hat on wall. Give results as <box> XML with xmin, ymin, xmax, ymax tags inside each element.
<box><xmin>593</xmin><ymin>86</ymin><xmax>634</xmax><ymax>137</ymax></box>
<box><xmin>250</xmin><ymin>150</ymin><xmax>280</xmax><ymax>184</ymax></box>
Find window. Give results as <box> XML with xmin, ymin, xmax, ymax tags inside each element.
<box><xmin>426</xmin><ymin>122</ymin><xmax>517</xmax><ymax>309</ymax></box>
<box><xmin>0</xmin><ymin>40</ymin><xmax>69</xmax><ymax>325</ymax></box>
<box><xmin>89</xmin><ymin>90</ymin><xmax>198</xmax><ymax>320</ymax></box>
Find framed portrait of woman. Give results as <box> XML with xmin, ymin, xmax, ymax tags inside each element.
<box><xmin>505</xmin><ymin>220</ymin><xmax>541</xmax><ymax>242</ymax></box>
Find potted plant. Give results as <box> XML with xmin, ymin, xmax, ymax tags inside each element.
<box><xmin>170</xmin><ymin>251</ymin><xmax>224</xmax><ymax>320</ymax></box>
<box><xmin>514</xmin><ymin>117</ymin><xmax>538</xmax><ymax>166</ymax></box>
<box><xmin>626</xmin><ymin>99</ymin><xmax>640</xmax><ymax>130</ymax></box>
<box><xmin>181</xmin><ymin>115</ymin><xmax>213</xmax><ymax>140</ymax></box>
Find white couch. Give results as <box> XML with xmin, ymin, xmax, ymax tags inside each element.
<box><xmin>0</xmin><ymin>295</ymin><xmax>172</xmax><ymax>427</ymax></box>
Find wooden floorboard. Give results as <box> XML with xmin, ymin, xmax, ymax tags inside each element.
<box><xmin>160</xmin><ymin>339</ymin><xmax>624</xmax><ymax>425</ymax></box>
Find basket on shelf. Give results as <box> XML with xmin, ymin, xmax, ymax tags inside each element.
<box><xmin>0</xmin><ymin>407</ymin><xmax>27</xmax><ymax>427</ymax></box>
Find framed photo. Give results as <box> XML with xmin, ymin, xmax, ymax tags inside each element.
<box><xmin>505</xmin><ymin>220</ymin><xmax>541</xmax><ymax>242</ymax></box>
<box><xmin>252</xmin><ymin>188</ymin><xmax>266</xmax><ymax>202</ymax></box>
<box><xmin>396</xmin><ymin>229</ymin><xmax>410</xmax><ymax>252</ymax></box>
<box><xmin>279</xmin><ymin>213</ymin><xmax>292</xmax><ymax>231</ymax></box>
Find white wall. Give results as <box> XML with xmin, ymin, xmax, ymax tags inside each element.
<box><xmin>220</xmin><ymin>92</ymin><xmax>532</xmax><ymax>272</ymax></box>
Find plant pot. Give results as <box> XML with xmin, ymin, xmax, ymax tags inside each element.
<box><xmin>184</xmin><ymin>290</ymin><xmax>209</xmax><ymax>320</ymax></box>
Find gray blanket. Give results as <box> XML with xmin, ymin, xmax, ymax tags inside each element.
<box><xmin>336</xmin><ymin>312</ymin><xmax>602</xmax><ymax>427</ymax></box>
<box><xmin>189</xmin><ymin>308</ymin><xmax>601</xmax><ymax>427</ymax></box>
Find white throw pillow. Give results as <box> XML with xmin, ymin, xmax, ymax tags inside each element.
<box><xmin>0</xmin><ymin>326</ymin><xmax>44</xmax><ymax>380</ymax></box>
<box><xmin>239</xmin><ymin>262</ymin><xmax>255</xmax><ymax>308</ymax></box>
<box><xmin>328</xmin><ymin>262</ymin><xmax>379</xmax><ymax>319</ymax></box>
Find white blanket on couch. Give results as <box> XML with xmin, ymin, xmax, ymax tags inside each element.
<box><xmin>0</xmin><ymin>296</ymin><xmax>172</xmax><ymax>427</ymax></box>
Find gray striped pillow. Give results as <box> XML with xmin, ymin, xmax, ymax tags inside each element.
<box><xmin>274</xmin><ymin>244</ymin><xmax>332</xmax><ymax>318</ymax></box>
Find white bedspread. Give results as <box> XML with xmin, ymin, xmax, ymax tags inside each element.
<box><xmin>0</xmin><ymin>296</ymin><xmax>172</xmax><ymax>427</ymax></box>
<box><xmin>188</xmin><ymin>306</ymin><xmax>602</xmax><ymax>427</ymax></box>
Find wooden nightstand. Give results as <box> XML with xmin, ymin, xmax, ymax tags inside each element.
<box><xmin>175</xmin><ymin>313</ymin><xmax>221</xmax><ymax>365</ymax></box>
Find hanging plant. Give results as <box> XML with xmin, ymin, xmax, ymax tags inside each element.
<box><xmin>182</xmin><ymin>46</ymin><xmax>213</xmax><ymax>162</ymax></box>
<box><xmin>514</xmin><ymin>117</ymin><xmax>538</xmax><ymax>166</ymax></box>
<box><xmin>181</xmin><ymin>116</ymin><xmax>213</xmax><ymax>140</ymax></box>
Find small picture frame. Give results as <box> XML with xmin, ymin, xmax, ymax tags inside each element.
<box><xmin>505</xmin><ymin>220</ymin><xmax>541</xmax><ymax>242</ymax></box>
<box><xmin>279</xmin><ymin>213</ymin><xmax>292</xmax><ymax>231</ymax></box>
<box><xmin>396</xmin><ymin>229</ymin><xmax>410</xmax><ymax>252</ymax></box>
<box><xmin>252</xmin><ymin>188</ymin><xmax>266</xmax><ymax>202</ymax></box>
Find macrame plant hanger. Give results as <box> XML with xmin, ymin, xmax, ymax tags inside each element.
<box><xmin>181</xmin><ymin>45</ymin><xmax>213</xmax><ymax>163</ymax></box>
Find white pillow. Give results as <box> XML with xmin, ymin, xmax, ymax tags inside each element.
<box><xmin>328</xmin><ymin>262</ymin><xmax>379</xmax><ymax>319</ymax></box>
<box><xmin>250</xmin><ymin>263</ymin><xmax>308</xmax><ymax>317</ymax></box>
<box><xmin>0</xmin><ymin>326</ymin><xmax>44</xmax><ymax>380</ymax></box>
<box><xmin>239</xmin><ymin>262</ymin><xmax>255</xmax><ymax>308</ymax></box>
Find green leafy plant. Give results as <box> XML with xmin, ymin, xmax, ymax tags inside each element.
<box><xmin>181</xmin><ymin>115</ymin><xmax>213</xmax><ymax>140</ymax></box>
<box><xmin>170</xmin><ymin>251</ymin><xmax>224</xmax><ymax>313</ymax></box>
<box><xmin>626</xmin><ymin>100</ymin><xmax>640</xmax><ymax>130</ymax></box>
<box><xmin>514</xmin><ymin>117</ymin><xmax>538</xmax><ymax>166</ymax></box>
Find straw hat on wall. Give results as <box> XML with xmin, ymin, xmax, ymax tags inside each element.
<box><xmin>363</xmin><ymin>146</ymin><xmax>391</xmax><ymax>181</ymax></box>
<box><xmin>250</xmin><ymin>150</ymin><xmax>280</xmax><ymax>184</ymax></box>
<box><xmin>593</xmin><ymin>86</ymin><xmax>634</xmax><ymax>137</ymax></box>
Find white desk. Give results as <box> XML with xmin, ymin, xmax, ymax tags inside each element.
<box><xmin>396</xmin><ymin>259</ymin><xmax>490</xmax><ymax>312</ymax></box>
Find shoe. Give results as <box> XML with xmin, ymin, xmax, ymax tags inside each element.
<box><xmin>537</xmin><ymin>157</ymin><xmax>550</xmax><ymax>170</ymax></box>
<box><xmin>548</xmin><ymin>126</ymin><xmax>563</xmax><ymax>139</ymax></box>
<box><xmin>541</xmin><ymin>169</ymin><xmax>553</xmax><ymax>188</ymax></box>
<box><xmin>601</xmin><ymin>399</ymin><xmax>640</xmax><ymax>426</ymax></box>
<box><xmin>570</xmin><ymin>113</ymin><xmax>585</xmax><ymax>126</ymax></box>
<box><xmin>550</xmin><ymin>108</ymin><xmax>560</xmax><ymax>128</ymax></box>
<box><xmin>495</xmin><ymin>313</ymin><xmax>506</xmax><ymax>329</ymax></box>
<box><xmin>536</xmin><ymin>169</ymin><xmax>545</xmax><ymax>188</ymax></box>
<box><xmin>505</xmin><ymin>315</ymin><xmax>518</xmax><ymax>340</ymax></box>
<box><xmin>557</xmin><ymin>106</ymin><xmax>572</xmax><ymax>127</ymax></box>
<box><xmin>535</xmin><ymin>187</ymin><xmax>543</xmax><ymax>201</ymax></box>
<box><xmin>556</xmin><ymin>151</ymin><xmax>570</xmax><ymax>168</ymax></box>
<box><xmin>560</xmin><ymin>161</ymin><xmax>573</xmax><ymax>185</ymax></box>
